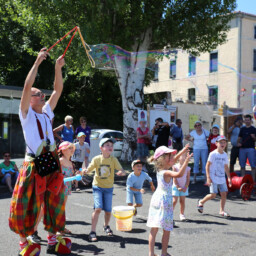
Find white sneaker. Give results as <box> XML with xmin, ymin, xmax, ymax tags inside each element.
<box><xmin>180</xmin><ymin>214</ymin><xmax>186</xmax><ymax>221</ymax></box>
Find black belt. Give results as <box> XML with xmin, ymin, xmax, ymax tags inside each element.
<box><xmin>26</xmin><ymin>153</ymin><xmax>35</xmax><ymax>158</ymax></box>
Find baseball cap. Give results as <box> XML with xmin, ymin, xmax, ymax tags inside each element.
<box><xmin>131</xmin><ymin>159</ymin><xmax>144</xmax><ymax>168</ymax></box>
<box><xmin>153</xmin><ymin>146</ymin><xmax>177</xmax><ymax>160</ymax></box>
<box><xmin>216</xmin><ymin>135</ymin><xmax>227</xmax><ymax>142</ymax></box>
<box><xmin>212</xmin><ymin>124</ymin><xmax>220</xmax><ymax>130</ymax></box>
<box><xmin>58</xmin><ymin>141</ymin><xmax>74</xmax><ymax>152</ymax></box>
<box><xmin>77</xmin><ymin>132</ymin><xmax>86</xmax><ymax>138</ymax></box>
<box><xmin>99</xmin><ymin>138</ymin><xmax>116</xmax><ymax>147</ymax></box>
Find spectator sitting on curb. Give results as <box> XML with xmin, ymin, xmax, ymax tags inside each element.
<box><xmin>0</xmin><ymin>152</ymin><xmax>19</xmax><ymax>193</ymax></box>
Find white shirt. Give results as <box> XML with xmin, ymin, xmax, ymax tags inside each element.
<box><xmin>208</xmin><ymin>150</ymin><xmax>229</xmax><ymax>184</ymax></box>
<box><xmin>190</xmin><ymin>129</ymin><xmax>209</xmax><ymax>149</ymax></box>
<box><xmin>71</xmin><ymin>142</ymin><xmax>90</xmax><ymax>162</ymax></box>
<box><xmin>19</xmin><ymin>103</ymin><xmax>55</xmax><ymax>156</ymax></box>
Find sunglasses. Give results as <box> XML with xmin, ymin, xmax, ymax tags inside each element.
<box><xmin>4</xmin><ymin>155</ymin><xmax>10</xmax><ymax>157</ymax></box>
<box><xmin>31</xmin><ymin>92</ymin><xmax>45</xmax><ymax>98</ymax></box>
<box><xmin>195</xmin><ymin>124</ymin><xmax>201</xmax><ymax>127</ymax></box>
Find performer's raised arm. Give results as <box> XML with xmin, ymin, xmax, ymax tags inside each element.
<box><xmin>48</xmin><ymin>56</ymin><xmax>65</xmax><ymax>111</ymax></box>
<box><xmin>20</xmin><ymin>48</ymin><xmax>49</xmax><ymax>118</ymax></box>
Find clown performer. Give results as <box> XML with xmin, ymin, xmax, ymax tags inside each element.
<box><xmin>9</xmin><ymin>48</ymin><xmax>72</xmax><ymax>255</ymax></box>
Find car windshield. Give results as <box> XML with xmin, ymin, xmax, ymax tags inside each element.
<box><xmin>90</xmin><ymin>131</ymin><xmax>100</xmax><ymax>139</ymax></box>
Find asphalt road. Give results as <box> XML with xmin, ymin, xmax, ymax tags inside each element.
<box><xmin>0</xmin><ymin>169</ymin><xmax>256</xmax><ymax>256</ymax></box>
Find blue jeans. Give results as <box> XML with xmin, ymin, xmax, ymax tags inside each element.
<box><xmin>1</xmin><ymin>172</ymin><xmax>18</xmax><ymax>185</ymax></box>
<box><xmin>239</xmin><ymin>148</ymin><xmax>255</xmax><ymax>168</ymax></box>
<box><xmin>193</xmin><ymin>148</ymin><xmax>208</xmax><ymax>174</ymax></box>
<box><xmin>92</xmin><ymin>186</ymin><xmax>114</xmax><ymax>212</ymax></box>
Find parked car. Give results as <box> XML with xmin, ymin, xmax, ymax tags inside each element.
<box><xmin>89</xmin><ymin>129</ymin><xmax>124</xmax><ymax>161</ymax></box>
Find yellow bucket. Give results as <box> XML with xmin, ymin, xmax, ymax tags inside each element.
<box><xmin>112</xmin><ymin>206</ymin><xmax>135</xmax><ymax>231</ymax></box>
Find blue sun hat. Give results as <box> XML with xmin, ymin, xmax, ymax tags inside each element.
<box><xmin>77</xmin><ymin>132</ymin><xmax>86</xmax><ymax>138</ymax></box>
<box><xmin>212</xmin><ymin>124</ymin><xmax>220</xmax><ymax>130</ymax></box>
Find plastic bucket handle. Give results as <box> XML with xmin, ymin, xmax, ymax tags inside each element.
<box><xmin>112</xmin><ymin>210</ymin><xmax>135</xmax><ymax>220</ymax></box>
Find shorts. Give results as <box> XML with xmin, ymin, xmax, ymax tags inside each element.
<box><xmin>239</xmin><ymin>148</ymin><xmax>255</xmax><ymax>168</ymax></box>
<box><xmin>172</xmin><ymin>185</ymin><xmax>189</xmax><ymax>196</ymax></box>
<box><xmin>92</xmin><ymin>186</ymin><xmax>114</xmax><ymax>212</ymax></box>
<box><xmin>126</xmin><ymin>190</ymin><xmax>143</xmax><ymax>205</ymax></box>
<box><xmin>137</xmin><ymin>143</ymin><xmax>149</xmax><ymax>158</ymax></box>
<box><xmin>209</xmin><ymin>182</ymin><xmax>228</xmax><ymax>194</ymax></box>
<box><xmin>230</xmin><ymin>146</ymin><xmax>239</xmax><ymax>165</ymax></box>
<box><xmin>73</xmin><ymin>161</ymin><xmax>83</xmax><ymax>170</ymax></box>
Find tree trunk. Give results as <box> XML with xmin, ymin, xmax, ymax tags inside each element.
<box><xmin>115</xmin><ymin>29</ymin><xmax>152</xmax><ymax>162</ymax></box>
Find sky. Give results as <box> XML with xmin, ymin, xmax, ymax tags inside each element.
<box><xmin>236</xmin><ymin>0</ymin><xmax>256</xmax><ymax>15</ymax></box>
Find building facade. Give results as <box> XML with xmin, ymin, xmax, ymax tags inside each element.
<box><xmin>145</xmin><ymin>12</ymin><xmax>256</xmax><ymax>116</ymax></box>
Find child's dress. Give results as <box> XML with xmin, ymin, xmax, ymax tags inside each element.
<box><xmin>147</xmin><ymin>170</ymin><xmax>173</xmax><ymax>231</ymax></box>
<box><xmin>62</xmin><ymin>166</ymin><xmax>73</xmax><ymax>196</ymax></box>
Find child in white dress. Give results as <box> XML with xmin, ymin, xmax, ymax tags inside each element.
<box><xmin>147</xmin><ymin>145</ymin><xmax>192</xmax><ymax>256</ymax></box>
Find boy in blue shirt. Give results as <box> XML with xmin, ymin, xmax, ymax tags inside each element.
<box><xmin>126</xmin><ymin>160</ymin><xmax>155</xmax><ymax>215</ymax></box>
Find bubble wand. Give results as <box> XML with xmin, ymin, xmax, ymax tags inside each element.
<box><xmin>47</xmin><ymin>26</ymin><xmax>78</xmax><ymax>58</ymax></box>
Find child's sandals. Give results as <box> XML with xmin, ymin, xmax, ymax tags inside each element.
<box><xmin>103</xmin><ymin>225</ymin><xmax>113</xmax><ymax>236</ymax></box>
<box><xmin>88</xmin><ymin>231</ymin><xmax>97</xmax><ymax>242</ymax></box>
<box><xmin>197</xmin><ymin>200</ymin><xmax>204</xmax><ymax>213</ymax></box>
<box><xmin>219</xmin><ymin>211</ymin><xmax>230</xmax><ymax>218</ymax></box>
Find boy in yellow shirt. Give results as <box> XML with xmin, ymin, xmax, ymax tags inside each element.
<box><xmin>83</xmin><ymin>138</ymin><xmax>125</xmax><ymax>242</ymax></box>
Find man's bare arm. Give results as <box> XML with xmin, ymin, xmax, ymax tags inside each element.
<box><xmin>20</xmin><ymin>48</ymin><xmax>49</xmax><ymax>118</ymax></box>
<box><xmin>48</xmin><ymin>56</ymin><xmax>65</xmax><ymax>111</ymax></box>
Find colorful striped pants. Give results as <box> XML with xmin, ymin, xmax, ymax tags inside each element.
<box><xmin>9</xmin><ymin>151</ymin><xmax>66</xmax><ymax>237</ymax></box>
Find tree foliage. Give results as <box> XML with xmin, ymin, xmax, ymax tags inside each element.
<box><xmin>0</xmin><ymin>1</ymin><xmax>54</xmax><ymax>87</ymax></box>
<box><xmin>0</xmin><ymin>0</ymin><xmax>123</xmax><ymax>130</ymax></box>
<box><xmin>10</xmin><ymin>0</ymin><xmax>236</xmax><ymax>69</ymax></box>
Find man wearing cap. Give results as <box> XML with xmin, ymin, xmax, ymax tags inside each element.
<box><xmin>83</xmin><ymin>138</ymin><xmax>125</xmax><ymax>242</ymax></box>
<box><xmin>237</xmin><ymin>114</ymin><xmax>256</xmax><ymax>181</ymax></box>
<box><xmin>170</xmin><ymin>119</ymin><xmax>184</xmax><ymax>152</ymax></box>
<box><xmin>152</xmin><ymin>117</ymin><xmax>170</xmax><ymax>149</ymax></box>
<box><xmin>9</xmin><ymin>48</ymin><xmax>72</xmax><ymax>255</ymax></box>
<box><xmin>227</xmin><ymin>118</ymin><xmax>243</xmax><ymax>173</ymax></box>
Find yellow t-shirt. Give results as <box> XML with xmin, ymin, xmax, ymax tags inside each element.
<box><xmin>87</xmin><ymin>155</ymin><xmax>122</xmax><ymax>188</ymax></box>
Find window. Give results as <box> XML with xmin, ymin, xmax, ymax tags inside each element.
<box><xmin>253</xmin><ymin>50</ymin><xmax>256</xmax><ymax>71</ymax></box>
<box><xmin>188</xmin><ymin>88</ymin><xmax>196</xmax><ymax>101</ymax></box>
<box><xmin>208</xmin><ymin>86</ymin><xmax>218</xmax><ymax>109</ymax></box>
<box><xmin>153</xmin><ymin>62</ymin><xmax>159</xmax><ymax>81</ymax></box>
<box><xmin>210</xmin><ymin>52</ymin><xmax>218</xmax><ymax>73</ymax></box>
<box><xmin>2</xmin><ymin>121</ymin><xmax>8</xmax><ymax>139</ymax></box>
<box><xmin>188</xmin><ymin>56</ymin><xmax>196</xmax><ymax>76</ymax></box>
<box><xmin>252</xmin><ymin>85</ymin><xmax>256</xmax><ymax>107</ymax></box>
<box><xmin>254</xmin><ymin>26</ymin><xmax>256</xmax><ymax>39</ymax></box>
<box><xmin>170</xmin><ymin>60</ymin><xmax>176</xmax><ymax>78</ymax></box>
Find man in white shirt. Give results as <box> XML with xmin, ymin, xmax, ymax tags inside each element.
<box><xmin>9</xmin><ymin>48</ymin><xmax>72</xmax><ymax>255</ymax></box>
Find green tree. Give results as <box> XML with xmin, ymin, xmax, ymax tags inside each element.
<box><xmin>0</xmin><ymin>1</ymin><xmax>54</xmax><ymax>87</ymax></box>
<box><xmin>10</xmin><ymin>0</ymin><xmax>236</xmax><ymax>160</ymax></box>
